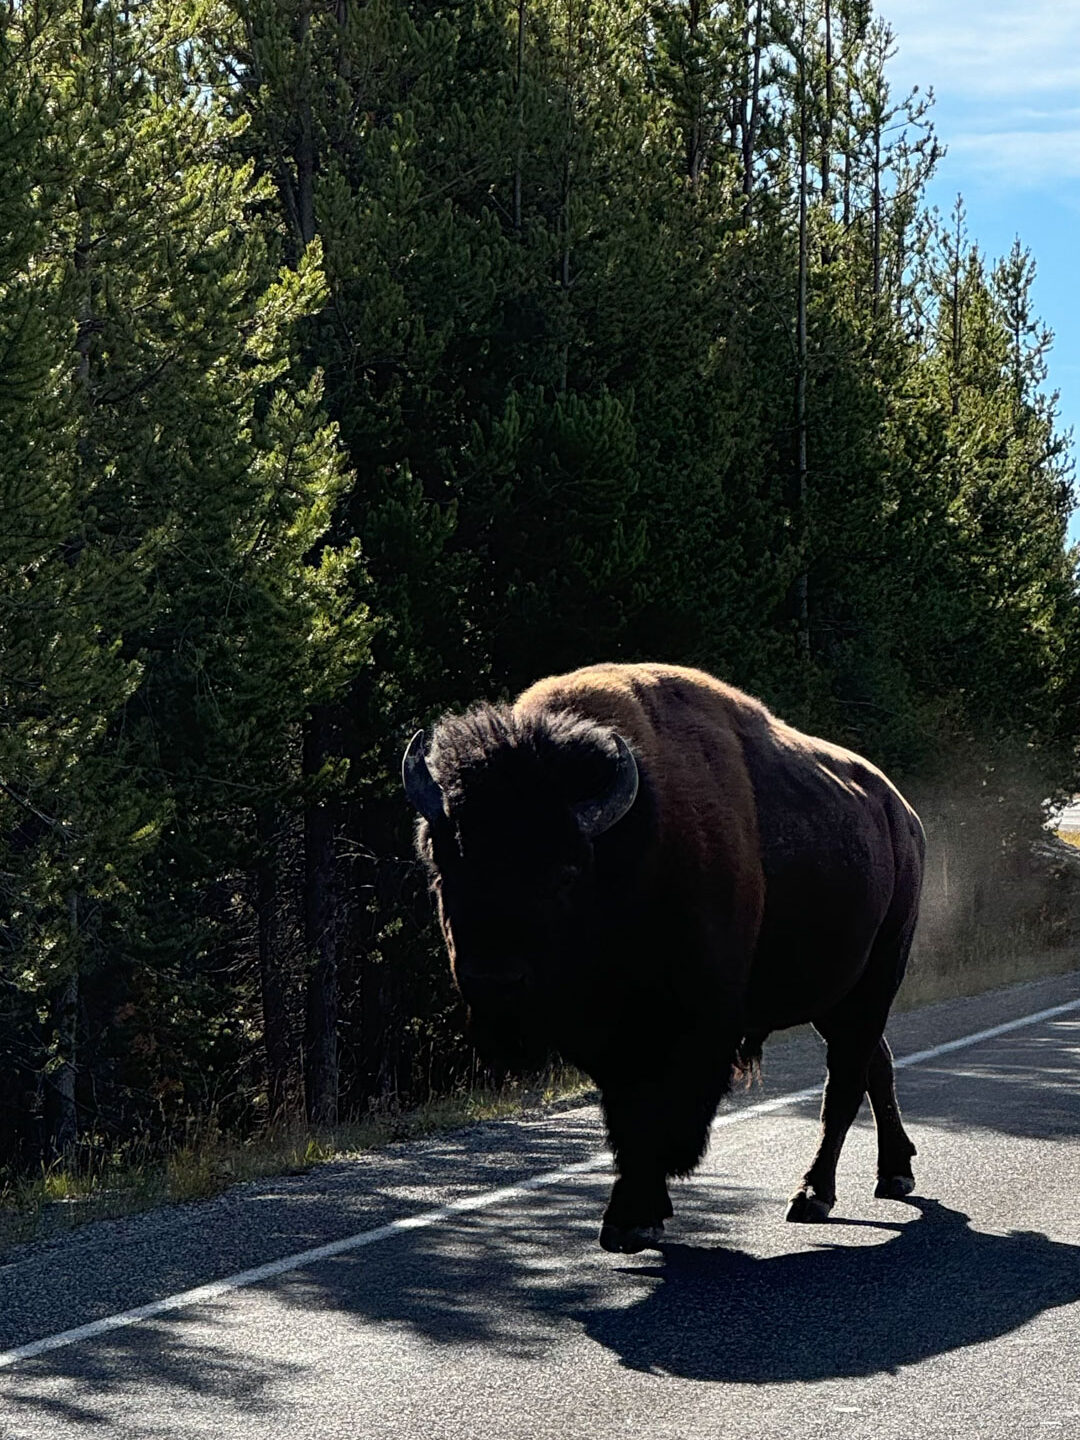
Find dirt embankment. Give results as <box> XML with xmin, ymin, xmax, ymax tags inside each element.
<box><xmin>900</xmin><ymin>827</ymin><xmax>1080</xmax><ymax>1009</ymax></box>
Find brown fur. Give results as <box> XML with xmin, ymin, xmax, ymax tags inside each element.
<box><xmin>516</xmin><ymin>664</ymin><xmax>766</xmax><ymax>977</ymax></box>
<box><xmin>517</xmin><ymin>662</ymin><xmax>923</xmax><ymax>1032</ymax></box>
<box><xmin>411</xmin><ymin>661</ymin><xmax>926</xmax><ymax>1247</ymax></box>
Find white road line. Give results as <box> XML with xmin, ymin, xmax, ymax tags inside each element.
<box><xmin>892</xmin><ymin>1000</ymin><xmax>1080</xmax><ymax>1069</ymax></box>
<box><xmin>2</xmin><ymin>993</ymin><xmax>1079</xmax><ymax>1371</ymax></box>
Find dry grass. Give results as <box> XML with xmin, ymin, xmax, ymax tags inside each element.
<box><xmin>898</xmin><ymin>928</ymin><xmax>1079</xmax><ymax>1011</ymax></box>
<box><xmin>0</xmin><ymin>1066</ymin><xmax>592</xmax><ymax>1255</ymax></box>
<box><xmin>895</xmin><ymin>825</ymin><xmax>1080</xmax><ymax>1010</ymax></box>
<box><xmin>4</xmin><ymin>835</ymin><xmax>1078</xmax><ymax>1257</ymax></box>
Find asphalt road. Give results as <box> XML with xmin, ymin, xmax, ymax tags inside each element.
<box><xmin>2</xmin><ymin>971</ymin><xmax>1079</xmax><ymax>1439</ymax></box>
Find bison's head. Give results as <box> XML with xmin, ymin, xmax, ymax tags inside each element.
<box><xmin>402</xmin><ymin>705</ymin><xmax>641</xmax><ymax>1049</ymax></box>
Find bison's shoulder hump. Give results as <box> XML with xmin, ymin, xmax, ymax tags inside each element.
<box><xmin>514</xmin><ymin>662</ymin><xmax>770</xmax><ymax>744</ymax></box>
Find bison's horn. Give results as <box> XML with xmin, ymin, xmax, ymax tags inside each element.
<box><xmin>575</xmin><ymin>733</ymin><xmax>639</xmax><ymax>837</ymax></box>
<box><xmin>402</xmin><ymin>730</ymin><xmax>445</xmax><ymax>821</ymax></box>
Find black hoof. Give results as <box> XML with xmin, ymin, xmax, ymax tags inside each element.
<box><xmin>599</xmin><ymin>1222</ymin><xmax>664</xmax><ymax>1254</ymax></box>
<box><xmin>785</xmin><ymin>1189</ymin><xmax>834</xmax><ymax>1224</ymax></box>
<box><xmin>874</xmin><ymin>1174</ymin><xmax>916</xmax><ymax>1200</ymax></box>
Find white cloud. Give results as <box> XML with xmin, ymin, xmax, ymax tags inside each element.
<box><xmin>947</xmin><ymin>130</ymin><xmax>1080</xmax><ymax>188</ymax></box>
<box><xmin>1011</xmin><ymin>107</ymin><xmax>1080</xmax><ymax>125</ymax></box>
<box><xmin>876</xmin><ymin>1</ymin><xmax>1080</xmax><ymax>191</ymax></box>
<box><xmin>881</xmin><ymin>0</ymin><xmax>1080</xmax><ymax>98</ymax></box>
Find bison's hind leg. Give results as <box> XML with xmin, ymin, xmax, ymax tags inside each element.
<box><xmin>785</xmin><ymin>996</ymin><xmax>886</xmax><ymax>1224</ymax></box>
<box><xmin>786</xmin><ymin>1028</ymin><xmax>917</xmax><ymax>1221</ymax></box>
<box><xmin>784</xmin><ymin>1187</ymin><xmax>835</xmax><ymax>1223</ymax></box>
<box><xmin>867</xmin><ymin>1035</ymin><xmax>917</xmax><ymax>1200</ymax></box>
<box><xmin>788</xmin><ymin>919</ymin><xmax>918</xmax><ymax>1224</ymax></box>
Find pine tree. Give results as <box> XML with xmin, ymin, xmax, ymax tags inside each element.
<box><xmin>0</xmin><ymin>2</ymin><xmax>146</xmax><ymax>1159</ymax></box>
<box><xmin>0</xmin><ymin>0</ymin><xmax>368</xmax><ymax>1160</ymax></box>
<box><xmin>4</xmin><ymin>0</ymin><xmax>1075</xmax><ymax>1158</ymax></box>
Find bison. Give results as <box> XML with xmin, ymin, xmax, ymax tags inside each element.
<box><xmin>402</xmin><ymin>662</ymin><xmax>925</xmax><ymax>1253</ymax></box>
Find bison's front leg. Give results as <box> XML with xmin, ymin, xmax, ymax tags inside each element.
<box><xmin>597</xmin><ymin>1053</ymin><xmax>731</xmax><ymax>1253</ymax></box>
<box><xmin>599</xmin><ymin>1171</ymin><xmax>673</xmax><ymax>1254</ymax></box>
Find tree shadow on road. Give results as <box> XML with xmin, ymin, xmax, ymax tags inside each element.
<box><xmin>896</xmin><ymin>1019</ymin><xmax>1080</xmax><ymax>1140</ymax></box>
<box><xmin>7</xmin><ymin>1184</ymin><xmax>1078</xmax><ymax>1430</ymax></box>
<box><xmin>579</xmin><ymin>1194</ymin><xmax>1080</xmax><ymax>1382</ymax></box>
<box><xmin>0</xmin><ymin>1311</ymin><xmax>301</xmax><ymax>1432</ymax></box>
<box><xmin>5</xmin><ymin>1026</ymin><xmax>1080</xmax><ymax>1428</ymax></box>
<box><xmin>196</xmin><ymin>1179</ymin><xmax>1080</xmax><ymax>1390</ymax></box>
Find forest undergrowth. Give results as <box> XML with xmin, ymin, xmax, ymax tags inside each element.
<box><xmin>4</xmin><ymin>850</ymin><xmax>1075</xmax><ymax>1257</ymax></box>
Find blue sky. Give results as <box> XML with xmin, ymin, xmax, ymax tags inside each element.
<box><xmin>880</xmin><ymin>0</ymin><xmax>1080</xmax><ymax>546</ymax></box>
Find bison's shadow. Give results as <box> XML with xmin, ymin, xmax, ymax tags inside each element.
<box><xmin>580</xmin><ymin>1195</ymin><xmax>1080</xmax><ymax>1382</ymax></box>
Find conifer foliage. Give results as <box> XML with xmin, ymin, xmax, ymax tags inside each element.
<box><xmin>0</xmin><ymin>0</ymin><xmax>365</xmax><ymax>1161</ymax></box>
<box><xmin>0</xmin><ymin>0</ymin><xmax>1076</xmax><ymax>1167</ymax></box>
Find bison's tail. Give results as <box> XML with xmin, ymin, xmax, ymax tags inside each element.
<box><xmin>733</xmin><ymin>1030</ymin><xmax>766</xmax><ymax>1086</ymax></box>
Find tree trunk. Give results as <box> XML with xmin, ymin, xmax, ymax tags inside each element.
<box><xmin>558</xmin><ymin>0</ymin><xmax>575</xmax><ymax>392</ymax></box>
<box><xmin>52</xmin><ymin>982</ymin><xmax>79</xmax><ymax>1155</ymax></box>
<box><xmin>257</xmin><ymin>803</ymin><xmax>296</xmax><ymax>1121</ymax></box>
<box><xmin>686</xmin><ymin>0</ymin><xmax>703</xmax><ymax>186</ymax></box>
<box><xmin>288</xmin><ymin>0</ymin><xmax>338</xmax><ymax>1127</ymax></box>
<box><xmin>514</xmin><ymin>0</ymin><xmax>525</xmax><ymax>231</ymax></box>
<box><xmin>795</xmin><ymin>3</ymin><xmax>811</xmax><ymax>662</ymax></box>
<box><xmin>949</xmin><ymin>199</ymin><xmax>964</xmax><ymax>416</ymax></box>
<box><xmin>53</xmin><ymin>0</ymin><xmax>96</xmax><ymax>1160</ymax></box>
<box><xmin>52</xmin><ymin>897</ymin><xmax>80</xmax><ymax>1157</ymax></box>
<box><xmin>335</xmin><ymin>0</ymin><xmax>351</xmax><ymax>86</ymax></box>
<box><xmin>303</xmin><ymin>708</ymin><xmax>339</xmax><ymax>1127</ymax></box>
<box><xmin>741</xmin><ymin>0</ymin><xmax>765</xmax><ymax>216</ymax></box>
<box><xmin>821</xmin><ymin>0</ymin><xmax>833</xmax><ymax>205</ymax></box>
<box><xmin>296</xmin><ymin>0</ymin><xmax>316</xmax><ymax>250</ymax></box>
<box><xmin>871</xmin><ymin>120</ymin><xmax>882</xmax><ymax>318</ymax></box>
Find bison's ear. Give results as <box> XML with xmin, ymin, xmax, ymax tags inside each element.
<box><xmin>574</xmin><ymin>732</ymin><xmax>639</xmax><ymax>837</ymax></box>
<box><xmin>402</xmin><ymin>730</ymin><xmax>445</xmax><ymax>821</ymax></box>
